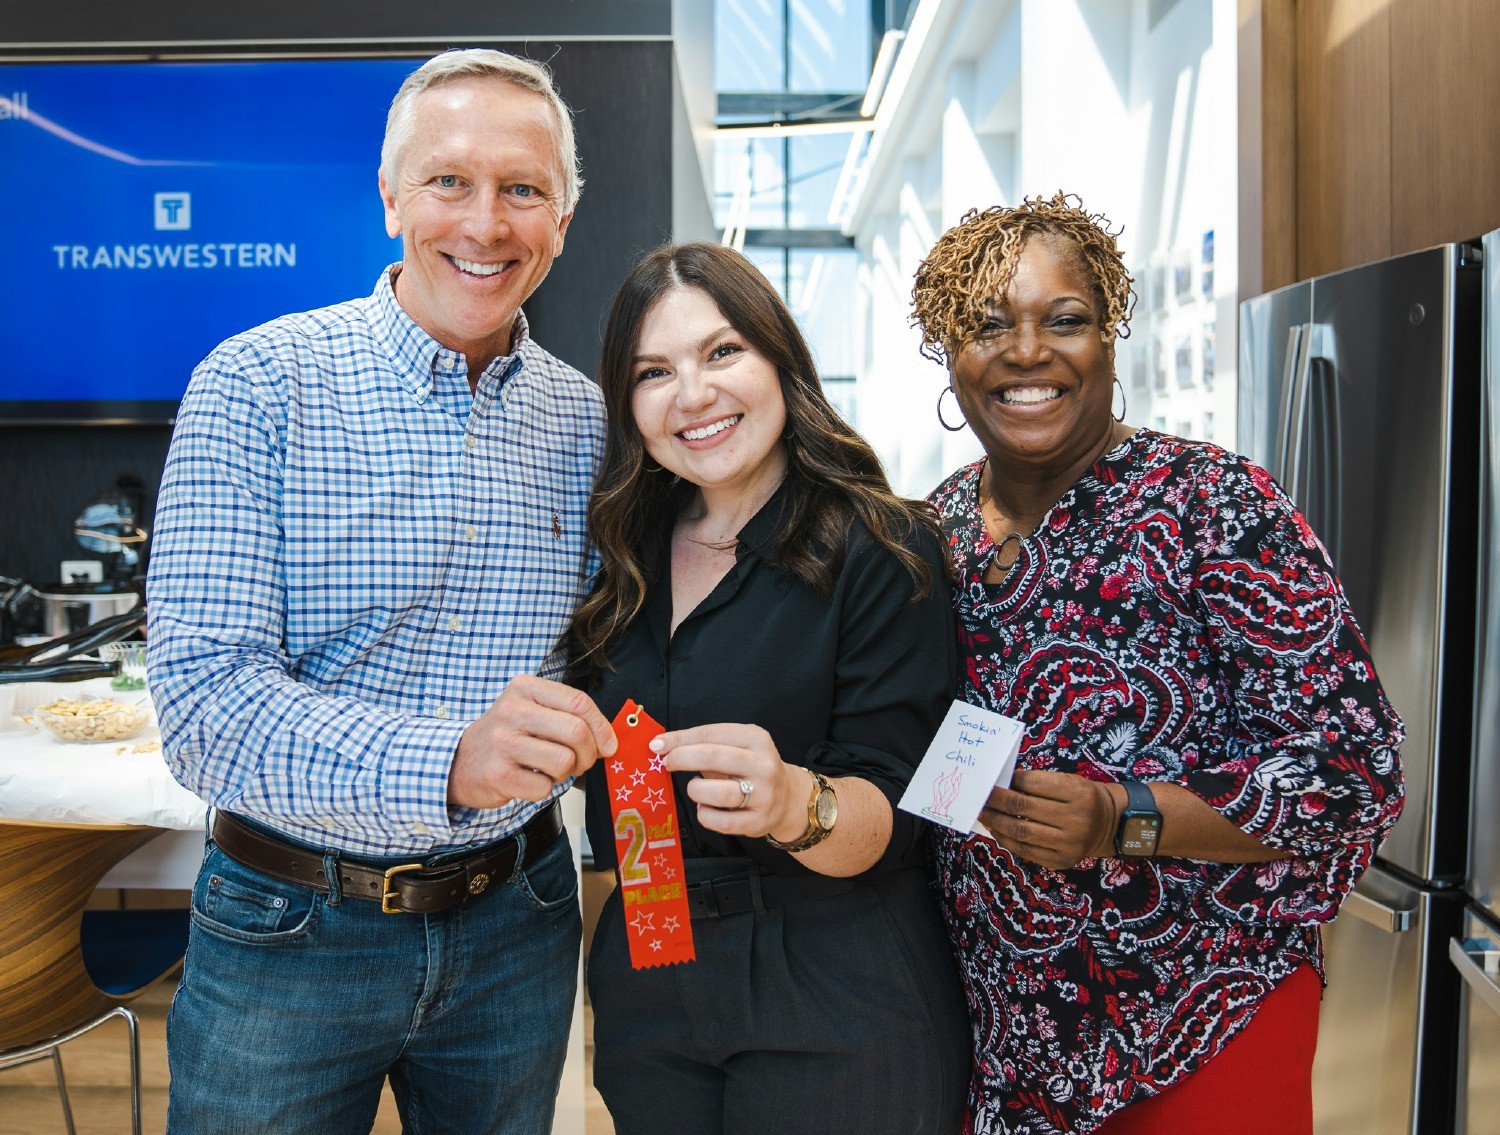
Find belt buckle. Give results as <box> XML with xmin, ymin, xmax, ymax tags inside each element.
<box><xmin>381</xmin><ymin>862</ymin><xmax>424</xmax><ymax>914</ymax></box>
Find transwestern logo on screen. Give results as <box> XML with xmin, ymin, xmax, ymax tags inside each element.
<box><xmin>51</xmin><ymin>193</ymin><xmax>297</xmax><ymax>270</ymax></box>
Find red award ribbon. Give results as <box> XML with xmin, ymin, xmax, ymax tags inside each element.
<box><xmin>605</xmin><ymin>699</ymin><xmax>696</xmax><ymax>968</ymax></box>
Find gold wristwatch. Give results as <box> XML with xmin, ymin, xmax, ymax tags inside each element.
<box><xmin>765</xmin><ymin>770</ymin><xmax>838</xmax><ymax>852</ymax></box>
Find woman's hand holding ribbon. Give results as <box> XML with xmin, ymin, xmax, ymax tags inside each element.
<box><xmin>651</xmin><ymin>723</ymin><xmax>810</xmax><ymax>843</ymax></box>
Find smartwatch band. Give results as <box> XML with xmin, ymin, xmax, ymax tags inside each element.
<box><xmin>1115</xmin><ymin>780</ymin><xmax>1162</xmax><ymax>858</ymax></box>
<box><xmin>1122</xmin><ymin>780</ymin><xmax>1157</xmax><ymax>815</ymax></box>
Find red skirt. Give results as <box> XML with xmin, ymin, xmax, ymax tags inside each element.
<box><xmin>1094</xmin><ymin>964</ymin><xmax>1320</xmax><ymax>1135</ymax></box>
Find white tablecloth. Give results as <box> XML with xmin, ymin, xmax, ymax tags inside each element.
<box><xmin>0</xmin><ymin>678</ymin><xmax>209</xmax><ymax>888</ymax></box>
<box><xmin>0</xmin><ymin>678</ymin><xmax>207</xmax><ymax>830</ymax></box>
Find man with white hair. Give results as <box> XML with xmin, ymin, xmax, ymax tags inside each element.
<box><xmin>148</xmin><ymin>49</ymin><xmax>614</xmax><ymax>1134</ymax></box>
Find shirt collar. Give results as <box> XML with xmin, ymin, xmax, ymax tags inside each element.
<box><xmin>731</xmin><ymin>477</ymin><xmax>796</xmax><ymax>563</ymax></box>
<box><xmin>367</xmin><ymin>264</ymin><xmax>533</xmax><ymax>404</ymax></box>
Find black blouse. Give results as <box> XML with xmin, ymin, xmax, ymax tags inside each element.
<box><xmin>582</xmin><ymin>489</ymin><xmax>958</xmax><ymax>879</ymax></box>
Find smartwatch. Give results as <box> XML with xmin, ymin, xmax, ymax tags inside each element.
<box><xmin>1114</xmin><ymin>781</ymin><xmax>1162</xmax><ymax>858</ymax></box>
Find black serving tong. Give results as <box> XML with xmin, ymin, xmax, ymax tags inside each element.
<box><xmin>0</xmin><ymin>659</ymin><xmax>119</xmax><ymax>684</ymax></box>
<box><xmin>0</xmin><ymin>607</ymin><xmax>145</xmax><ymax>683</ymax></box>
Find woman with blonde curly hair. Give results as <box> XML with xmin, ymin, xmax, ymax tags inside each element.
<box><xmin>913</xmin><ymin>193</ymin><xmax>1405</xmax><ymax>1134</ymax></box>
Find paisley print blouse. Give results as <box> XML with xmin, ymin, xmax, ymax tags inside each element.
<box><xmin>928</xmin><ymin>429</ymin><xmax>1404</xmax><ymax>1135</ymax></box>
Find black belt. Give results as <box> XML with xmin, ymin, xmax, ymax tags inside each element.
<box><xmin>684</xmin><ymin>869</ymin><xmax>858</xmax><ymax>920</ymax></box>
<box><xmin>211</xmin><ymin>803</ymin><xmax>563</xmax><ymax>915</ymax></box>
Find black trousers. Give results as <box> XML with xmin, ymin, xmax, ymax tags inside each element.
<box><xmin>587</xmin><ymin>860</ymin><xmax>970</xmax><ymax>1135</ymax></box>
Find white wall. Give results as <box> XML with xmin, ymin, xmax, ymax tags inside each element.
<box><xmin>841</xmin><ymin>0</ymin><xmax>1237</xmax><ymax>497</ymax></box>
<box><xmin>672</xmin><ymin>0</ymin><xmax>718</xmax><ymax>241</ymax></box>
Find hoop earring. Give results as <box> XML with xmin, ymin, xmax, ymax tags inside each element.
<box><xmin>1112</xmin><ymin>376</ymin><xmax>1128</xmax><ymax>423</ymax></box>
<box><xmin>937</xmin><ymin>386</ymin><xmax>968</xmax><ymax>432</ymax></box>
<box><xmin>641</xmin><ymin>451</ymin><xmax>663</xmax><ymax>474</ymax></box>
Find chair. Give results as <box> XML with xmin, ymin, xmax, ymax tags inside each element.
<box><xmin>0</xmin><ymin>821</ymin><xmax>191</xmax><ymax>1134</ymax></box>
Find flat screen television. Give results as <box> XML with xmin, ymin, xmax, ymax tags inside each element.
<box><xmin>0</xmin><ymin>57</ymin><xmax>414</xmax><ymax>423</ymax></box>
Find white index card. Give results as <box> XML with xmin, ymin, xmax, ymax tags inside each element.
<box><xmin>898</xmin><ymin>700</ymin><xmax>1024</xmax><ymax>836</ymax></box>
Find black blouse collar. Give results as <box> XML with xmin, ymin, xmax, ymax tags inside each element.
<box><xmin>643</xmin><ymin>476</ymin><xmax>796</xmax><ymax>653</ymax></box>
<box><xmin>730</xmin><ymin>476</ymin><xmax>796</xmax><ymax>563</ymax></box>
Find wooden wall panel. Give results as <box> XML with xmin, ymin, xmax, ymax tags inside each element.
<box><xmin>1389</xmin><ymin>0</ymin><xmax>1500</xmax><ymax>251</ymax></box>
<box><xmin>1244</xmin><ymin>0</ymin><xmax>1500</xmax><ymax>294</ymax></box>
<box><xmin>1238</xmin><ymin>0</ymin><xmax>1299</xmax><ymax>297</ymax></box>
<box><xmin>1295</xmin><ymin>0</ymin><xmax>1393</xmax><ymax>280</ymax></box>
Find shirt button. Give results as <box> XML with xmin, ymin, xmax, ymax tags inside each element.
<box><xmin>464</xmin><ymin>523</ymin><xmax>477</xmax><ymax>540</ymax></box>
<box><xmin>464</xmin><ymin>435</ymin><xmax>478</xmax><ymax>449</ymax></box>
<box><xmin>447</xmin><ymin>615</ymin><xmax>462</xmax><ymax>631</ymax></box>
<box><xmin>434</xmin><ymin>706</ymin><xmax>449</xmax><ymax>720</ymax></box>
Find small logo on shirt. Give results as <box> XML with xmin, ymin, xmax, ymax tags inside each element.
<box><xmin>154</xmin><ymin>192</ymin><xmax>191</xmax><ymax>231</ymax></box>
<box><xmin>552</xmin><ymin>514</ymin><xmax>562</xmax><ymax>540</ymax></box>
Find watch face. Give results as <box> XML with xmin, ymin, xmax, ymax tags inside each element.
<box><xmin>814</xmin><ymin>787</ymin><xmax>838</xmax><ymax>830</ymax></box>
<box><xmin>1119</xmin><ymin>815</ymin><xmax>1161</xmax><ymax>857</ymax></box>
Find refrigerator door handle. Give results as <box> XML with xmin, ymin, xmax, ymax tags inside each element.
<box><xmin>1275</xmin><ymin>324</ymin><xmax>1310</xmax><ymax>486</ymax></box>
<box><xmin>1284</xmin><ymin>328</ymin><xmax>1318</xmax><ymax>508</ymax></box>
<box><xmin>1344</xmin><ymin>888</ymin><xmax>1415</xmax><ymax>932</ymax></box>
<box><xmin>1449</xmin><ymin>936</ymin><xmax>1500</xmax><ymax>1018</ymax></box>
<box><xmin>1306</xmin><ymin>355</ymin><xmax>1343</xmax><ymax>567</ymax></box>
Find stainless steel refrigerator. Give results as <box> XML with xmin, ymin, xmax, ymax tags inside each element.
<box><xmin>1456</xmin><ymin>227</ymin><xmax>1500</xmax><ymax>1135</ymax></box>
<box><xmin>1238</xmin><ymin>236</ymin><xmax>1491</xmax><ymax>1135</ymax></box>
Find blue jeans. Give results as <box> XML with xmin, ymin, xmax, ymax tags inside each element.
<box><xmin>166</xmin><ymin>826</ymin><xmax>581</xmax><ymax>1135</ymax></box>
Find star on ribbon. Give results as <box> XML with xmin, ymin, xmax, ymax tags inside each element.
<box><xmin>631</xmin><ymin>909</ymin><xmax>656</xmax><ymax>933</ymax></box>
<box><xmin>663</xmin><ymin>915</ymin><xmax>681</xmax><ymax>933</ymax></box>
<box><xmin>649</xmin><ymin>753</ymin><xmax>667</xmax><ymax>772</ymax></box>
<box><xmin>649</xmin><ymin>937</ymin><xmax>664</xmax><ymax>951</ymax></box>
<box><xmin>644</xmin><ymin>786</ymin><xmax>666</xmax><ymax>809</ymax></box>
<box><xmin>629</xmin><ymin>768</ymin><xmax>649</xmax><ymax>789</ymax></box>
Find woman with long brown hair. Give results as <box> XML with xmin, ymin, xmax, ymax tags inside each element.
<box><xmin>571</xmin><ymin>242</ymin><xmax>969</xmax><ymax>1135</ymax></box>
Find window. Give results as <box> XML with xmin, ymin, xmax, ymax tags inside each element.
<box><xmin>714</xmin><ymin>1</ymin><xmax>915</xmax><ymax>429</ymax></box>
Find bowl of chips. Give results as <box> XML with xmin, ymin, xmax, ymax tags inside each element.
<box><xmin>34</xmin><ymin>696</ymin><xmax>150</xmax><ymax>743</ymax></box>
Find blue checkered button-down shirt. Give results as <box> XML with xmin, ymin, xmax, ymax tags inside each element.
<box><xmin>147</xmin><ymin>267</ymin><xmax>605</xmax><ymax>857</ymax></box>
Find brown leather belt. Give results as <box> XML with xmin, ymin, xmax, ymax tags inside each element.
<box><xmin>211</xmin><ymin>803</ymin><xmax>563</xmax><ymax>915</ymax></box>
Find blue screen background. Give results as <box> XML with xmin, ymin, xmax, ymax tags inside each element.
<box><xmin>0</xmin><ymin>59</ymin><xmax>412</xmax><ymax>407</ymax></box>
